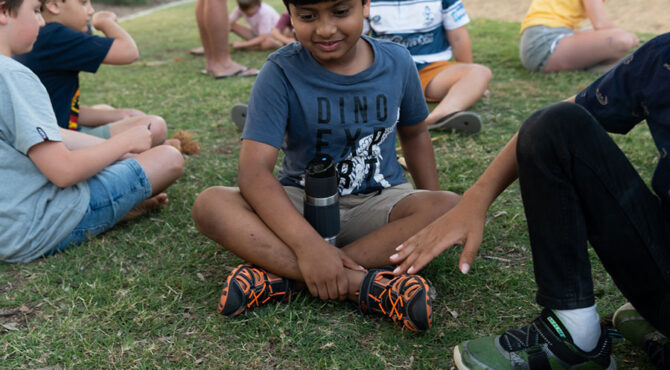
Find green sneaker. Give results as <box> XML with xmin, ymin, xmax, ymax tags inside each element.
<box><xmin>454</xmin><ymin>308</ymin><xmax>616</xmax><ymax>369</ymax></box>
<box><xmin>613</xmin><ymin>302</ymin><xmax>669</xmax><ymax>369</ymax></box>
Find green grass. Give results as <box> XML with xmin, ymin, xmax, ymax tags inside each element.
<box><xmin>0</xmin><ymin>3</ymin><xmax>660</xmax><ymax>368</ymax></box>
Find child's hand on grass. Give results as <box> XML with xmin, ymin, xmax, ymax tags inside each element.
<box><xmin>390</xmin><ymin>194</ymin><xmax>487</xmax><ymax>276</ymax></box>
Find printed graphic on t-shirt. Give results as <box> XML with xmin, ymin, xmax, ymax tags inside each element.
<box><xmin>308</xmin><ymin>94</ymin><xmax>397</xmax><ymax>195</ymax></box>
<box><xmin>68</xmin><ymin>88</ymin><xmax>80</xmax><ymax>130</ymax></box>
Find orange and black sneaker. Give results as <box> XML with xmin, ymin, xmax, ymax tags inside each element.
<box><xmin>218</xmin><ymin>264</ymin><xmax>295</xmax><ymax>317</ymax></box>
<box><xmin>357</xmin><ymin>268</ymin><xmax>434</xmax><ymax>332</ymax></box>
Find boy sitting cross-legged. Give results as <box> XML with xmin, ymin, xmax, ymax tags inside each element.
<box><xmin>0</xmin><ymin>0</ymin><xmax>183</xmax><ymax>264</ymax></box>
<box><xmin>191</xmin><ymin>0</ymin><xmax>460</xmax><ymax>331</ymax></box>
<box><xmin>14</xmin><ymin>0</ymin><xmax>169</xmax><ymax>146</ymax></box>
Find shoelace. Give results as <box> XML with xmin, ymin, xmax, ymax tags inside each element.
<box><xmin>236</xmin><ymin>268</ymin><xmax>284</xmax><ymax>308</ymax></box>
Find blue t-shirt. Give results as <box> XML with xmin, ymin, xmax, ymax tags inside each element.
<box><xmin>14</xmin><ymin>22</ymin><xmax>113</xmax><ymax>130</ymax></box>
<box><xmin>368</xmin><ymin>0</ymin><xmax>470</xmax><ymax>70</ymax></box>
<box><xmin>242</xmin><ymin>36</ymin><xmax>429</xmax><ymax>195</ymax></box>
<box><xmin>575</xmin><ymin>32</ymin><xmax>670</xmax><ymax>206</ymax></box>
<box><xmin>0</xmin><ymin>56</ymin><xmax>90</xmax><ymax>263</ymax></box>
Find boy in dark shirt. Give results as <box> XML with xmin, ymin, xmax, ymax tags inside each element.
<box><xmin>15</xmin><ymin>0</ymin><xmax>169</xmax><ymax>146</ymax></box>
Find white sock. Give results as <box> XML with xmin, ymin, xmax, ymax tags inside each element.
<box><xmin>554</xmin><ymin>304</ymin><xmax>601</xmax><ymax>352</ymax></box>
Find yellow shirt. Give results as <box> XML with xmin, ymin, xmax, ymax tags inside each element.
<box><xmin>520</xmin><ymin>0</ymin><xmax>605</xmax><ymax>32</ymax></box>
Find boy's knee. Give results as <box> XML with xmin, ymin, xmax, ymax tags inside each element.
<box><xmin>472</xmin><ymin>63</ymin><xmax>492</xmax><ymax>83</ymax></box>
<box><xmin>518</xmin><ymin>102</ymin><xmax>596</xmax><ymax>157</ymax></box>
<box><xmin>192</xmin><ymin>186</ymin><xmax>242</xmax><ymax>229</ymax></box>
<box><xmin>610</xmin><ymin>30</ymin><xmax>638</xmax><ymax>52</ymax></box>
<box><xmin>158</xmin><ymin>144</ymin><xmax>185</xmax><ymax>178</ymax></box>
<box><xmin>146</xmin><ymin>115</ymin><xmax>168</xmax><ymax>143</ymax></box>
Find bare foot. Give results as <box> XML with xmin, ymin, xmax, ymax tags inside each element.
<box><xmin>189</xmin><ymin>46</ymin><xmax>205</xmax><ymax>55</ymax></box>
<box><xmin>210</xmin><ymin>62</ymin><xmax>257</xmax><ymax>78</ymax></box>
<box><xmin>165</xmin><ymin>138</ymin><xmax>182</xmax><ymax>152</ymax></box>
<box><xmin>121</xmin><ymin>193</ymin><xmax>169</xmax><ymax>221</ymax></box>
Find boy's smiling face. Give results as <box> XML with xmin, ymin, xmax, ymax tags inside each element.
<box><xmin>1</xmin><ymin>0</ymin><xmax>45</xmax><ymax>55</ymax></box>
<box><xmin>289</xmin><ymin>0</ymin><xmax>369</xmax><ymax>72</ymax></box>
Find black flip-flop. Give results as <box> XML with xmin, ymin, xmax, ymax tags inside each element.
<box><xmin>214</xmin><ymin>67</ymin><xmax>259</xmax><ymax>79</ymax></box>
<box><xmin>428</xmin><ymin>111</ymin><xmax>481</xmax><ymax>133</ymax></box>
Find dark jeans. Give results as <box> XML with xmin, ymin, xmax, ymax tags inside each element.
<box><xmin>516</xmin><ymin>102</ymin><xmax>670</xmax><ymax>337</ymax></box>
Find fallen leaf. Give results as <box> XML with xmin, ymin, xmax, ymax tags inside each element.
<box><xmin>1</xmin><ymin>322</ymin><xmax>20</xmax><ymax>331</ymax></box>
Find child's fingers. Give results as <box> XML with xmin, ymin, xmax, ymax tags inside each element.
<box><xmin>458</xmin><ymin>234</ymin><xmax>482</xmax><ymax>275</ymax></box>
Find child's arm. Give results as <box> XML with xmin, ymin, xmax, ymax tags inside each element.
<box><xmin>446</xmin><ymin>26</ymin><xmax>473</xmax><ymax>63</ymax></box>
<box><xmin>271</xmin><ymin>28</ymin><xmax>295</xmax><ymax>45</ymax></box>
<box><xmin>391</xmin><ymin>133</ymin><xmax>519</xmax><ymax>274</ymax></box>
<box><xmin>231</xmin><ymin>34</ymin><xmax>270</xmax><ymax>50</ymax></box>
<box><xmin>583</xmin><ymin>0</ymin><xmax>616</xmax><ymax>29</ymax></box>
<box><xmin>78</xmin><ymin>106</ymin><xmax>144</xmax><ymax>127</ymax></box>
<box><xmin>59</xmin><ymin>128</ymin><xmax>105</xmax><ymax>149</ymax></box>
<box><xmin>91</xmin><ymin>11</ymin><xmax>140</xmax><ymax>65</ymax></box>
<box><xmin>238</xmin><ymin>139</ymin><xmax>362</xmax><ymax>300</ymax></box>
<box><xmin>28</xmin><ymin>126</ymin><xmax>151</xmax><ymax>188</ymax></box>
<box><xmin>397</xmin><ymin>123</ymin><xmax>440</xmax><ymax>190</ymax></box>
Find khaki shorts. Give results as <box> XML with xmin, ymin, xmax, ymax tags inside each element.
<box><xmin>284</xmin><ymin>182</ymin><xmax>424</xmax><ymax>247</ymax></box>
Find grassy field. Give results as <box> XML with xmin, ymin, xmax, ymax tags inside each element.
<box><xmin>0</xmin><ymin>2</ymin><xmax>660</xmax><ymax>368</ymax></box>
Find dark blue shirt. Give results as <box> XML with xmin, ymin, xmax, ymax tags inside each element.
<box><xmin>14</xmin><ymin>22</ymin><xmax>113</xmax><ymax>130</ymax></box>
<box><xmin>576</xmin><ymin>32</ymin><xmax>670</xmax><ymax>206</ymax></box>
<box><xmin>242</xmin><ymin>36</ymin><xmax>429</xmax><ymax>195</ymax></box>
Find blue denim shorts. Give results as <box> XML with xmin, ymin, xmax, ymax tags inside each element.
<box><xmin>50</xmin><ymin>158</ymin><xmax>152</xmax><ymax>255</ymax></box>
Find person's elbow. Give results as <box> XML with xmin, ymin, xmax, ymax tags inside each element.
<box><xmin>104</xmin><ymin>44</ymin><xmax>140</xmax><ymax>65</ymax></box>
<box><xmin>46</xmin><ymin>166</ymin><xmax>81</xmax><ymax>188</ymax></box>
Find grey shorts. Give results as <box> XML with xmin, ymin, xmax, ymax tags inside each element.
<box><xmin>284</xmin><ymin>182</ymin><xmax>424</xmax><ymax>247</ymax></box>
<box><xmin>519</xmin><ymin>25</ymin><xmax>574</xmax><ymax>72</ymax></box>
<box><xmin>79</xmin><ymin>124</ymin><xmax>112</xmax><ymax>139</ymax></box>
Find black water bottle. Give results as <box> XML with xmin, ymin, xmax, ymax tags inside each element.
<box><xmin>304</xmin><ymin>154</ymin><xmax>340</xmax><ymax>246</ymax></box>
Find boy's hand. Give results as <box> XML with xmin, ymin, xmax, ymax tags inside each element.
<box><xmin>390</xmin><ymin>195</ymin><xmax>486</xmax><ymax>275</ymax></box>
<box><xmin>297</xmin><ymin>243</ymin><xmax>361</xmax><ymax>301</ymax></box>
<box><xmin>113</xmin><ymin>125</ymin><xmax>152</xmax><ymax>154</ymax></box>
<box><xmin>92</xmin><ymin>11</ymin><xmax>119</xmax><ymax>30</ymax></box>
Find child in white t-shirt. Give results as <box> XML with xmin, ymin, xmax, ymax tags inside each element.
<box><xmin>229</xmin><ymin>0</ymin><xmax>281</xmax><ymax>51</ymax></box>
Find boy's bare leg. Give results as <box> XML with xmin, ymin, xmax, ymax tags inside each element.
<box><xmin>200</xmin><ymin>0</ymin><xmax>257</xmax><ymax>76</ymax></box>
<box><xmin>543</xmin><ymin>28</ymin><xmax>639</xmax><ymax>72</ymax></box>
<box><xmin>192</xmin><ymin>186</ymin><xmax>366</xmax><ymax>300</ymax></box>
<box><xmin>133</xmin><ymin>145</ymin><xmax>184</xmax><ymax>195</ymax></box>
<box><xmin>193</xmin><ymin>188</ymin><xmax>458</xmax><ymax>295</ymax></box>
<box><xmin>194</xmin><ymin>0</ymin><xmax>208</xmax><ymax>58</ymax></box>
<box><xmin>108</xmin><ymin>115</ymin><xmax>168</xmax><ymax>146</ymax></box>
<box><xmin>423</xmin><ymin>64</ymin><xmax>492</xmax><ymax>127</ymax></box>
<box><xmin>119</xmin><ymin>145</ymin><xmax>183</xmax><ymax>220</ymax></box>
<box><xmin>341</xmin><ymin>191</ymin><xmax>460</xmax><ymax>268</ymax></box>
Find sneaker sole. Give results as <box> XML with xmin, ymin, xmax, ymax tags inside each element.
<box><xmin>452</xmin><ymin>342</ymin><xmax>617</xmax><ymax>370</ymax></box>
<box><xmin>428</xmin><ymin>111</ymin><xmax>482</xmax><ymax>133</ymax></box>
<box><xmin>453</xmin><ymin>345</ymin><xmax>468</xmax><ymax>370</ymax></box>
<box><xmin>231</xmin><ymin>103</ymin><xmax>247</xmax><ymax>131</ymax></box>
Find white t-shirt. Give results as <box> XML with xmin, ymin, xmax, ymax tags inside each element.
<box><xmin>229</xmin><ymin>3</ymin><xmax>281</xmax><ymax>35</ymax></box>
